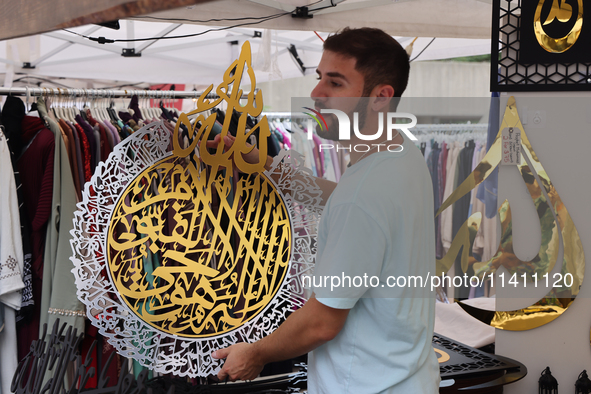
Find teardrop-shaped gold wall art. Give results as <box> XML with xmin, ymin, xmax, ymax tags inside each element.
<box><xmin>436</xmin><ymin>96</ymin><xmax>585</xmax><ymax>331</ymax></box>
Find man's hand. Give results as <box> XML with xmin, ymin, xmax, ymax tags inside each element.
<box><xmin>212</xmin><ymin>342</ymin><xmax>264</xmax><ymax>382</ymax></box>
<box><xmin>206</xmin><ymin>134</ymin><xmax>266</xmax><ymax>167</ymax></box>
<box><xmin>210</xmin><ymin>297</ymin><xmax>348</xmax><ymax>382</ymax></box>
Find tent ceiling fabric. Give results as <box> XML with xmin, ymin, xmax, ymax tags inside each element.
<box><xmin>0</xmin><ymin>0</ymin><xmax>213</xmax><ymax>41</ymax></box>
<box><xmin>0</xmin><ymin>21</ymin><xmax>491</xmax><ymax>86</ymax></box>
<box><xmin>0</xmin><ymin>0</ymin><xmax>494</xmax><ymax>86</ymax></box>
<box><xmin>139</xmin><ymin>0</ymin><xmax>493</xmax><ymax>39</ymax></box>
<box><xmin>0</xmin><ymin>0</ymin><xmax>493</xmax><ymax>41</ymax></box>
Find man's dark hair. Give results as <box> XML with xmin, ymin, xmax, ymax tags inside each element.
<box><xmin>323</xmin><ymin>27</ymin><xmax>410</xmax><ymax>98</ymax></box>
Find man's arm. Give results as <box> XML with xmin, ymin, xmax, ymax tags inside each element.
<box><xmin>211</xmin><ymin>296</ymin><xmax>349</xmax><ymax>381</ymax></box>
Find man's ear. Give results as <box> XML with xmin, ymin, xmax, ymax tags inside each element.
<box><xmin>370</xmin><ymin>84</ymin><xmax>395</xmax><ymax>112</ymax></box>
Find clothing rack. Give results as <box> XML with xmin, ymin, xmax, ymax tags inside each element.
<box><xmin>412</xmin><ymin>124</ymin><xmax>488</xmax><ymax>144</ymax></box>
<box><xmin>263</xmin><ymin>111</ymin><xmax>309</xmax><ymax>119</ymax></box>
<box><xmin>263</xmin><ymin>115</ymin><xmax>491</xmax><ymax>131</ymax></box>
<box><xmin>0</xmin><ymin>86</ymin><xmax>252</xmax><ymax>100</ymax></box>
<box><xmin>412</xmin><ymin>123</ymin><xmax>489</xmax><ymax>133</ymax></box>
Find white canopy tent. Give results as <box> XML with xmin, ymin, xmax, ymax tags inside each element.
<box><xmin>0</xmin><ymin>0</ymin><xmax>493</xmax><ymax>41</ymax></box>
<box><xmin>141</xmin><ymin>0</ymin><xmax>493</xmax><ymax>38</ymax></box>
<box><xmin>0</xmin><ymin>0</ymin><xmax>495</xmax><ymax>87</ymax></box>
<box><xmin>0</xmin><ymin>19</ymin><xmax>492</xmax><ymax>88</ymax></box>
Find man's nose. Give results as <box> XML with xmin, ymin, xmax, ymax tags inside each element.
<box><xmin>310</xmin><ymin>80</ymin><xmax>326</xmax><ymax>99</ymax></box>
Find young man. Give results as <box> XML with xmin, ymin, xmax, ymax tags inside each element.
<box><xmin>212</xmin><ymin>27</ymin><xmax>440</xmax><ymax>393</ymax></box>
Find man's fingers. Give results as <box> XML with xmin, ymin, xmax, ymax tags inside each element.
<box><xmin>212</xmin><ymin>347</ymin><xmax>230</xmax><ymax>360</ymax></box>
<box><xmin>205</xmin><ymin>134</ymin><xmax>221</xmax><ymax>148</ymax></box>
<box><xmin>217</xmin><ymin>366</ymin><xmax>240</xmax><ymax>382</ymax></box>
<box><xmin>213</xmin><ymin>347</ymin><xmax>231</xmax><ymax>382</ymax></box>
<box><xmin>204</xmin><ymin>134</ymin><xmax>237</xmax><ymax>149</ymax></box>
<box><xmin>223</xmin><ymin>135</ymin><xmax>237</xmax><ymax>146</ymax></box>
<box><xmin>217</xmin><ymin>367</ymin><xmax>228</xmax><ymax>382</ymax></box>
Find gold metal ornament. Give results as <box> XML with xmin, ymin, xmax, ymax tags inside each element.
<box><xmin>71</xmin><ymin>41</ymin><xmax>324</xmax><ymax>377</ymax></box>
<box><xmin>435</xmin><ymin>348</ymin><xmax>451</xmax><ymax>364</ymax></box>
<box><xmin>107</xmin><ymin>162</ymin><xmax>292</xmax><ymax>338</ymax></box>
<box><xmin>436</xmin><ymin>96</ymin><xmax>585</xmax><ymax>331</ymax></box>
<box><xmin>534</xmin><ymin>0</ymin><xmax>583</xmax><ymax>53</ymax></box>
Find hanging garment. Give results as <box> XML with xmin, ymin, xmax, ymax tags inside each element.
<box><xmin>267</xmin><ymin>129</ymin><xmax>281</xmax><ymax>157</ymax></box>
<box><xmin>128</xmin><ymin>95</ymin><xmax>143</xmax><ymax>122</ymax></box>
<box><xmin>427</xmin><ymin>142</ymin><xmax>442</xmax><ymax>258</ymax></box>
<box><xmin>57</xmin><ymin>118</ymin><xmax>82</xmax><ymax>200</ymax></box>
<box><xmin>278</xmin><ymin>128</ymin><xmax>291</xmax><ymax>149</ymax></box>
<box><xmin>72</xmin><ymin>122</ymin><xmax>92</xmax><ymax>184</ymax></box>
<box><xmin>427</xmin><ymin>142</ymin><xmax>441</xmax><ymax>215</ymax></box>
<box><xmin>321</xmin><ymin>145</ymin><xmax>337</xmax><ymax>182</ymax></box>
<box><xmin>311</xmin><ymin>134</ymin><xmax>325</xmax><ymax>178</ymax></box>
<box><xmin>91</xmin><ymin>125</ymin><xmax>101</xmax><ymax>165</ymax></box>
<box><xmin>423</xmin><ymin>140</ymin><xmax>432</xmax><ymax>163</ymax></box>
<box><xmin>101</xmin><ymin>120</ymin><xmax>117</xmax><ymax>149</ymax></box>
<box><xmin>0</xmin><ymin>130</ymin><xmax>25</xmax><ymax>394</ymax></box>
<box><xmin>440</xmin><ymin>141</ymin><xmax>462</xmax><ymax>253</ymax></box>
<box><xmin>1</xmin><ymin>97</ymin><xmax>34</xmax><ymax>321</ymax></box>
<box><xmin>472</xmin><ymin>145</ymin><xmax>487</xmax><ymax>258</ymax></box>
<box><xmin>0</xmin><ymin>307</ymin><xmax>18</xmax><ymax>394</ymax></box>
<box><xmin>86</xmin><ymin>109</ymin><xmax>111</xmax><ymax>162</ymax></box>
<box><xmin>37</xmin><ymin>98</ymin><xmax>85</xmax><ymax>339</ymax></box>
<box><xmin>329</xmin><ymin>148</ymin><xmax>341</xmax><ymax>182</ymax></box>
<box><xmin>76</xmin><ymin>114</ymin><xmax>98</xmax><ymax>172</ymax></box>
<box><xmin>16</xmin><ymin>115</ymin><xmax>55</xmax><ymax>360</ymax></box>
<box><xmin>467</xmin><ymin>142</ymin><xmax>483</xmax><ymax>217</ymax></box>
<box><xmin>477</xmin><ymin>93</ymin><xmax>500</xmax><ymax>219</ymax></box>
<box><xmin>0</xmin><ymin>131</ymin><xmax>25</xmax><ymax>308</ymax></box>
<box><xmin>290</xmin><ymin>127</ymin><xmax>314</xmax><ymax>173</ymax></box>
<box><xmin>452</xmin><ymin>141</ymin><xmax>476</xmax><ymax>300</ymax></box>
<box><xmin>435</xmin><ymin>142</ymin><xmax>448</xmax><ymax>259</ymax></box>
<box><xmin>438</xmin><ymin>142</ymin><xmax>448</xmax><ymax>207</ymax></box>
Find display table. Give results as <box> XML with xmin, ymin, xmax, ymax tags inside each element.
<box><xmin>435</xmin><ymin>334</ymin><xmax>527</xmax><ymax>393</ymax></box>
<box><xmin>14</xmin><ymin>319</ymin><xmax>525</xmax><ymax>394</ymax></box>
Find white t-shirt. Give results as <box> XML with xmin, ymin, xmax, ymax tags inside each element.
<box><xmin>309</xmin><ymin>137</ymin><xmax>440</xmax><ymax>393</ymax></box>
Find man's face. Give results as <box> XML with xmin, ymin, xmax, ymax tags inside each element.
<box><xmin>310</xmin><ymin>50</ymin><xmax>366</xmax><ymax>141</ymax></box>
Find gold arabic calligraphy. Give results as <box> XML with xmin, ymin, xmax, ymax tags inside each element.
<box><xmin>106</xmin><ymin>42</ymin><xmax>292</xmax><ymax>338</ymax></box>
<box><xmin>534</xmin><ymin>0</ymin><xmax>583</xmax><ymax>53</ymax></box>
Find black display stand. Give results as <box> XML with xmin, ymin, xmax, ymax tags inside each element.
<box><xmin>13</xmin><ymin>320</ymin><xmax>525</xmax><ymax>394</ymax></box>
<box><xmin>435</xmin><ymin>333</ymin><xmax>527</xmax><ymax>393</ymax></box>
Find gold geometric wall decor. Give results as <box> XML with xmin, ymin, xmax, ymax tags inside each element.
<box><xmin>492</xmin><ymin>0</ymin><xmax>591</xmax><ymax>91</ymax></box>
<box><xmin>70</xmin><ymin>42</ymin><xmax>324</xmax><ymax>377</ymax></box>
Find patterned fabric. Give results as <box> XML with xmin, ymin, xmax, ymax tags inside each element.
<box><xmin>74</xmin><ymin>123</ymin><xmax>93</xmax><ymax>183</ymax></box>
<box><xmin>0</xmin><ymin>128</ymin><xmax>25</xmax><ymax>309</ymax></box>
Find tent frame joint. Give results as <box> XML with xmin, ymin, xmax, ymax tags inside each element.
<box><xmin>292</xmin><ymin>6</ymin><xmax>313</xmax><ymax>19</ymax></box>
<box><xmin>121</xmin><ymin>48</ymin><xmax>142</xmax><ymax>57</ymax></box>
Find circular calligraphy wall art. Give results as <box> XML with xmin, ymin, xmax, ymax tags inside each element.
<box><xmin>70</xmin><ymin>41</ymin><xmax>323</xmax><ymax>377</ymax></box>
<box><xmin>70</xmin><ymin>120</ymin><xmax>322</xmax><ymax>377</ymax></box>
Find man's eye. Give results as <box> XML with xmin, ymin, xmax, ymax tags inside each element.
<box><xmin>331</xmin><ymin>82</ymin><xmax>341</xmax><ymax>87</ymax></box>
